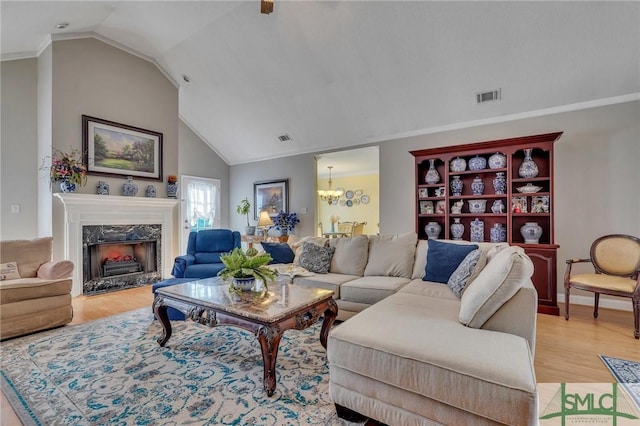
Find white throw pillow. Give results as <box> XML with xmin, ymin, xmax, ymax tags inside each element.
<box><xmin>459</xmin><ymin>246</ymin><xmax>533</xmax><ymax>328</ymax></box>
<box><xmin>364</xmin><ymin>232</ymin><xmax>417</xmax><ymax>278</ymax></box>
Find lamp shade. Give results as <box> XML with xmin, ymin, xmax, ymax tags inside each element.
<box><xmin>257</xmin><ymin>210</ymin><xmax>274</xmax><ymax>227</ymax></box>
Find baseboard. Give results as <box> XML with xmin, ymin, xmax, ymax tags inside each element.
<box><xmin>557</xmin><ymin>293</ymin><xmax>633</xmax><ymax>312</ymax></box>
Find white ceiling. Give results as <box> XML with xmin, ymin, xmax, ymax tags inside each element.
<box><xmin>2</xmin><ymin>1</ymin><xmax>639</xmax><ymax>166</ymax></box>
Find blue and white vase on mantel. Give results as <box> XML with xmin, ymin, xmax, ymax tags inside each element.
<box><xmin>518</xmin><ymin>148</ymin><xmax>539</xmax><ymax>178</ymax></box>
<box><xmin>492</xmin><ymin>172</ymin><xmax>507</xmax><ymax>194</ymax></box>
<box><xmin>96</xmin><ymin>180</ymin><xmax>109</xmax><ymax>195</ymax></box>
<box><xmin>167</xmin><ymin>181</ymin><xmax>179</xmax><ymax>199</ymax></box>
<box><xmin>450</xmin><ymin>175</ymin><xmax>463</xmax><ymax>196</ymax></box>
<box><xmin>121</xmin><ymin>176</ymin><xmax>138</xmax><ymax>196</ymax></box>
<box><xmin>59</xmin><ymin>179</ymin><xmax>76</xmax><ymax>193</ymax></box>
<box><xmin>145</xmin><ymin>185</ymin><xmax>156</xmax><ymax>198</ymax></box>
<box><xmin>468</xmin><ymin>155</ymin><xmax>487</xmax><ymax>171</ymax></box>
<box><xmin>470</xmin><ymin>218</ymin><xmax>484</xmax><ymax>242</ymax></box>
<box><xmin>471</xmin><ymin>176</ymin><xmax>484</xmax><ymax>196</ymax></box>
<box><xmin>488</xmin><ymin>152</ymin><xmax>507</xmax><ymax>169</ymax></box>
<box><xmin>450</xmin><ymin>218</ymin><xmax>464</xmax><ymax>240</ymax></box>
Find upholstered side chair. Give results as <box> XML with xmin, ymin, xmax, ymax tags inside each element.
<box><xmin>564</xmin><ymin>234</ymin><xmax>640</xmax><ymax>339</ymax></box>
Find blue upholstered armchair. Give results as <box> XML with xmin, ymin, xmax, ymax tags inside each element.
<box><xmin>171</xmin><ymin>229</ymin><xmax>241</xmax><ymax>278</ymax></box>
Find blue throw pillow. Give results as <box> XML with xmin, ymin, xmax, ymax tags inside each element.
<box><xmin>261</xmin><ymin>242</ymin><xmax>295</xmax><ymax>264</ymax></box>
<box><xmin>423</xmin><ymin>240</ymin><xmax>478</xmax><ymax>284</ymax></box>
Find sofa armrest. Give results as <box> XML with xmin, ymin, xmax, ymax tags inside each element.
<box><xmin>172</xmin><ymin>254</ymin><xmax>195</xmax><ymax>278</ymax></box>
<box><xmin>36</xmin><ymin>260</ymin><xmax>74</xmax><ymax>280</ymax></box>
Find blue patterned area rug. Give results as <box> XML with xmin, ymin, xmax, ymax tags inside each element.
<box><xmin>600</xmin><ymin>355</ymin><xmax>640</xmax><ymax>410</ymax></box>
<box><xmin>1</xmin><ymin>308</ymin><xmax>356</xmax><ymax>426</ymax></box>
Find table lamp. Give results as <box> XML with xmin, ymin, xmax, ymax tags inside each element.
<box><xmin>257</xmin><ymin>210</ymin><xmax>274</xmax><ymax>237</ymax></box>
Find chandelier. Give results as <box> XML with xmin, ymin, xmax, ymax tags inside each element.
<box><xmin>318</xmin><ymin>166</ymin><xmax>343</xmax><ymax>205</ymax></box>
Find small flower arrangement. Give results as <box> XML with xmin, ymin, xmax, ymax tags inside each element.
<box><xmin>273</xmin><ymin>210</ymin><xmax>299</xmax><ymax>234</ymax></box>
<box><xmin>168</xmin><ymin>175</ymin><xmax>177</xmax><ymax>183</ymax></box>
<box><xmin>44</xmin><ymin>148</ymin><xmax>88</xmax><ymax>187</ymax></box>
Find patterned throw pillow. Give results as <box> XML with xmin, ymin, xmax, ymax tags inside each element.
<box><xmin>298</xmin><ymin>242</ymin><xmax>335</xmax><ymax>274</ymax></box>
<box><xmin>447</xmin><ymin>249</ymin><xmax>481</xmax><ymax>298</ymax></box>
<box><xmin>0</xmin><ymin>262</ymin><xmax>21</xmax><ymax>280</ymax></box>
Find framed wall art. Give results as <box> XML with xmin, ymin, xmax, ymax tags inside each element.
<box><xmin>254</xmin><ymin>179</ymin><xmax>289</xmax><ymax>219</ymax></box>
<box><xmin>82</xmin><ymin>115</ymin><xmax>163</xmax><ymax>181</ymax></box>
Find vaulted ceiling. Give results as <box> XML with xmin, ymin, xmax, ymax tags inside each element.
<box><xmin>2</xmin><ymin>1</ymin><xmax>638</xmax><ymax>165</ymax></box>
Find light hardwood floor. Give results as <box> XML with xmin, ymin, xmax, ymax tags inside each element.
<box><xmin>2</xmin><ymin>286</ymin><xmax>638</xmax><ymax>424</ymax></box>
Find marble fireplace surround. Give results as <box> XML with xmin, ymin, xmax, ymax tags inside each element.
<box><xmin>54</xmin><ymin>193</ymin><xmax>179</xmax><ymax>296</ymax></box>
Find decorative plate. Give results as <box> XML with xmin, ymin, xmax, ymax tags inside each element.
<box><xmin>354</xmin><ymin>189</ymin><xmax>363</xmax><ymax>196</ymax></box>
<box><xmin>336</xmin><ymin>187</ymin><xmax>344</xmax><ymax>194</ymax></box>
<box><xmin>353</xmin><ymin>198</ymin><xmax>361</xmax><ymax>205</ymax></box>
<box><xmin>346</xmin><ymin>200</ymin><xmax>353</xmax><ymax>207</ymax></box>
<box><xmin>339</xmin><ymin>199</ymin><xmax>346</xmax><ymax>206</ymax></box>
<box><xmin>516</xmin><ymin>184</ymin><xmax>543</xmax><ymax>194</ymax></box>
<box><xmin>361</xmin><ymin>195</ymin><xmax>370</xmax><ymax>204</ymax></box>
<box><xmin>345</xmin><ymin>190</ymin><xmax>354</xmax><ymax>199</ymax></box>
<box><xmin>331</xmin><ymin>198</ymin><xmax>339</xmax><ymax>205</ymax></box>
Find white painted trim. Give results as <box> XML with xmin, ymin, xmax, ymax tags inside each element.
<box><xmin>36</xmin><ymin>34</ymin><xmax>52</xmax><ymax>58</ymax></box>
<box><xmin>558</xmin><ymin>292</ymin><xmax>633</xmax><ymax>312</ymax></box>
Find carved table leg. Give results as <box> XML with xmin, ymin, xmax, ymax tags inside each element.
<box><xmin>256</xmin><ymin>325</ymin><xmax>282</xmax><ymax>396</ymax></box>
<box><xmin>153</xmin><ymin>297</ymin><xmax>172</xmax><ymax>347</ymax></box>
<box><xmin>320</xmin><ymin>299</ymin><xmax>338</xmax><ymax>349</ymax></box>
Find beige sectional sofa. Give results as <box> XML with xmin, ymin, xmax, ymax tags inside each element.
<box><xmin>283</xmin><ymin>232</ymin><xmax>538</xmax><ymax>425</ymax></box>
<box><xmin>0</xmin><ymin>237</ymin><xmax>74</xmax><ymax>340</ymax></box>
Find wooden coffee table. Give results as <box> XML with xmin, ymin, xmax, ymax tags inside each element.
<box><xmin>152</xmin><ymin>277</ymin><xmax>338</xmax><ymax>396</ymax></box>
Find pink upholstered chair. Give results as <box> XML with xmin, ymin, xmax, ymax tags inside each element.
<box><xmin>564</xmin><ymin>234</ymin><xmax>640</xmax><ymax>339</ymax></box>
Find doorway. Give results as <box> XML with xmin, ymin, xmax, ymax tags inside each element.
<box><xmin>180</xmin><ymin>175</ymin><xmax>221</xmax><ymax>251</ymax></box>
<box><xmin>316</xmin><ymin>147</ymin><xmax>379</xmax><ymax>237</ymax></box>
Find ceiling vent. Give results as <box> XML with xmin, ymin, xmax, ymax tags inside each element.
<box><xmin>476</xmin><ymin>89</ymin><xmax>501</xmax><ymax>104</ymax></box>
<box><xmin>277</xmin><ymin>133</ymin><xmax>293</xmax><ymax>142</ymax></box>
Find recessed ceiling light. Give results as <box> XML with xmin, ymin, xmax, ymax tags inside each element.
<box><xmin>55</xmin><ymin>23</ymin><xmax>70</xmax><ymax>30</ymax></box>
<box><xmin>182</xmin><ymin>74</ymin><xmax>191</xmax><ymax>83</ymax></box>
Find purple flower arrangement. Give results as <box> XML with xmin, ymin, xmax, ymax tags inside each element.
<box><xmin>273</xmin><ymin>211</ymin><xmax>299</xmax><ymax>235</ymax></box>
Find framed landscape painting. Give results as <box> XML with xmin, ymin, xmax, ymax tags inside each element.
<box><xmin>82</xmin><ymin>115</ymin><xmax>163</xmax><ymax>181</ymax></box>
<box><xmin>254</xmin><ymin>179</ymin><xmax>288</xmax><ymax>219</ymax></box>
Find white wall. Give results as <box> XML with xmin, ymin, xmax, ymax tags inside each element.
<box><xmin>0</xmin><ymin>59</ymin><xmax>39</xmax><ymax>240</ymax></box>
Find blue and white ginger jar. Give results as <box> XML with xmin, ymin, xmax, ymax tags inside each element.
<box><xmin>450</xmin><ymin>157</ymin><xmax>467</xmax><ymax>172</ymax></box>
<box><xmin>121</xmin><ymin>176</ymin><xmax>138</xmax><ymax>196</ymax></box>
<box><xmin>468</xmin><ymin>155</ymin><xmax>487</xmax><ymax>171</ymax></box>
<box><xmin>145</xmin><ymin>185</ymin><xmax>156</xmax><ymax>198</ymax></box>
<box><xmin>96</xmin><ymin>180</ymin><xmax>109</xmax><ymax>195</ymax></box>
<box><xmin>488</xmin><ymin>152</ymin><xmax>507</xmax><ymax>169</ymax></box>
<box><xmin>470</xmin><ymin>218</ymin><xmax>484</xmax><ymax>243</ymax></box>
<box><xmin>450</xmin><ymin>218</ymin><xmax>464</xmax><ymax>240</ymax></box>
<box><xmin>492</xmin><ymin>172</ymin><xmax>507</xmax><ymax>194</ymax></box>
<box><xmin>490</xmin><ymin>223</ymin><xmax>507</xmax><ymax>243</ymax></box>
<box><xmin>450</xmin><ymin>176</ymin><xmax>463</xmax><ymax>196</ymax></box>
<box><xmin>471</xmin><ymin>176</ymin><xmax>484</xmax><ymax>196</ymax></box>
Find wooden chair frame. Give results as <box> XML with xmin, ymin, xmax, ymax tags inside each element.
<box><xmin>564</xmin><ymin>234</ymin><xmax>640</xmax><ymax>339</ymax></box>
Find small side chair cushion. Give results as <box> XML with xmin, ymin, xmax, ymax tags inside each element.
<box><xmin>261</xmin><ymin>242</ymin><xmax>295</xmax><ymax>264</ymax></box>
<box><xmin>569</xmin><ymin>274</ymin><xmax>637</xmax><ymax>293</ymax></box>
<box><xmin>329</xmin><ymin>235</ymin><xmax>369</xmax><ymax>276</ymax></box>
<box><xmin>364</xmin><ymin>232</ymin><xmax>418</xmax><ymax>278</ymax></box>
<box><xmin>298</xmin><ymin>242</ymin><xmax>335</xmax><ymax>274</ymax></box>
<box><xmin>459</xmin><ymin>246</ymin><xmax>534</xmax><ymax>328</ymax></box>
<box><xmin>423</xmin><ymin>239</ymin><xmax>478</xmax><ymax>284</ymax></box>
<box><xmin>0</xmin><ymin>262</ymin><xmax>21</xmax><ymax>280</ymax></box>
<box><xmin>447</xmin><ymin>249</ymin><xmax>481</xmax><ymax>298</ymax></box>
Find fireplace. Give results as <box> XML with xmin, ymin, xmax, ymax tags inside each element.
<box><xmin>82</xmin><ymin>225</ymin><xmax>162</xmax><ymax>295</ymax></box>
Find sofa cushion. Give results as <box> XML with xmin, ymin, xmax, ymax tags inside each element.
<box><xmin>340</xmin><ymin>276</ymin><xmax>411</xmax><ymax>305</ymax></box>
<box><xmin>0</xmin><ymin>262</ymin><xmax>21</xmax><ymax>280</ymax></box>
<box><xmin>194</xmin><ymin>252</ymin><xmax>223</xmax><ymax>264</ymax></box>
<box><xmin>0</xmin><ymin>237</ymin><xmax>52</xmax><ymax>278</ymax></box>
<box><xmin>424</xmin><ymin>240</ymin><xmax>478</xmax><ymax>284</ymax></box>
<box><xmin>398</xmin><ymin>279</ymin><xmax>460</xmax><ymax>301</ymax></box>
<box><xmin>193</xmin><ymin>229</ymin><xmax>238</xmax><ymax>253</ymax></box>
<box><xmin>329</xmin><ymin>235</ymin><xmax>369</xmax><ymax>276</ymax></box>
<box><xmin>298</xmin><ymin>242</ymin><xmax>335</xmax><ymax>274</ymax></box>
<box><xmin>447</xmin><ymin>249</ymin><xmax>481</xmax><ymax>298</ymax></box>
<box><xmin>411</xmin><ymin>240</ymin><xmax>428</xmax><ymax>279</ymax></box>
<box><xmin>459</xmin><ymin>246</ymin><xmax>534</xmax><ymax>328</ymax></box>
<box><xmin>260</xmin><ymin>242</ymin><xmax>295</xmax><ymax>264</ymax></box>
<box><xmin>0</xmin><ymin>277</ymin><xmax>72</xmax><ymax>304</ymax></box>
<box><xmin>294</xmin><ymin>273</ymin><xmax>360</xmax><ymax>299</ymax></box>
<box><xmin>364</xmin><ymin>232</ymin><xmax>417</xmax><ymax>278</ymax></box>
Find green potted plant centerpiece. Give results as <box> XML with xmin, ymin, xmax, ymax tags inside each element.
<box><xmin>218</xmin><ymin>247</ymin><xmax>277</xmax><ymax>291</ymax></box>
<box><xmin>237</xmin><ymin>198</ymin><xmax>256</xmax><ymax>235</ymax></box>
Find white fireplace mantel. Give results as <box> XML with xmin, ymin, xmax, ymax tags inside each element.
<box><xmin>53</xmin><ymin>193</ymin><xmax>180</xmax><ymax>296</ymax></box>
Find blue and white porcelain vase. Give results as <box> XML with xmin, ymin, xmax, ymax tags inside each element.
<box><xmin>121</xmin><ymin>176</ymin><xmax>138</xmax><ymax>196</ymax></box>
<box><xmin>492</xmin><ymin>172</ymin><xmax>507</xmax><ymax>194</ymax></box>
<box><xmin>450</xmin><ymin>218</ymin><xmax>464</xmax><ymax>240</ymax></box>
<box><xmin>450</xmin><ymin>175</ymin><xmax>463</xmax><ymax>196</ymax></box>
<box><xmin>450</xmin><ymin>157</ymin><xmax>467</xmax><ymax>172</ymax></box>
<box><xmin>59</xmin><ymin>179</ymin><xmax>76</xmax><ymax>193</ymax></box>
<box><xmin>520</xmin><ymin>222</ymin><xmax>543</xmax><ymax>244</ymax></box>
<box><xmin>167</xmin><ymin>181</ymin><xmax>179</xmax><ymax>198</ymax></box>
<box><xmin>424</xmin><ymin>222</ymin><xmax>441</xmax><ymax>239</ymax></box>
<box><xmin>470</xmin><ymin>218</ymin><xmax>484</xmax><ymax>242</ymax></box>
<box><xmin>518</xmin><ymin>148</ymin><xmax>539</xmax><ymax>178</ymax></box>
<box><xmin>468</xmin><ymin>155</ymin><xmax>487</xmax><ymax>171</ymax></box>
<box><xmin>490</xmin><ymin>223</ymin><xmax>507</xmax><ymax>243</ymax></box>
<box><xmin>471</xmin><ymin>176</ymin><xmax>484</xmax><ymax>196</ymax></box>
<box><xmin>145</xmin><ymin>185</ymin><xmax>156</xmax><ymax>198</ymax></box>
<box><xmin>488</xmin><ymin>152</ymin><xmax>507</xmax><ymax>169</ymax></box>
<box><xmin>425</xmin><ymin>159</ymin><xmax>440</xmax><ymax>184</ymax></box>
<box><xmin>96</xmin><ymin>180</ymin><xmax>109</xmax><ymax>195</ymax></box>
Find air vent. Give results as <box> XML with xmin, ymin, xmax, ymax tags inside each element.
<box><xmin>277</xmin><ymin>133</ymin><xmax>293</xmax><ymax>142</ymax></box>
<box><xmin>476</xmin><ymin>89</ymin><xmax>501</xmax><ymax>104</ymax></box>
